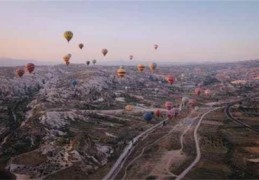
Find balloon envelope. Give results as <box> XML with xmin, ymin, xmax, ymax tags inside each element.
<box><xmin>144</xmin><ymin>112</ymin><xmax>153</xmax><ymax>122</ymax></box>
<box><xmin>16</xmin><ymin>69</ymin><xmax>25</xmax><ymax>77</ymax></box>
<box><xmin>71</xmin><ymin>80</ymin><xmax>77</xmax><ymax>87</ymax></box>
<box><xmin>25</xmin><ymin>63</ymin><xmax>35</xmax><ymax>74</ymax></box>
<box><xmin>64</xmin><ymin>31</ymin><xmax>73</xmax><ymax>43</ymax></box>
<box><xmin>79</xmin><ymin>43</ymin><xmax>84</xmax><ymax>49</ymax></box>
<box><xmin>102</xmin><ymin>49</ymin><xmax>108</xmax><ymax>56</ymax></box>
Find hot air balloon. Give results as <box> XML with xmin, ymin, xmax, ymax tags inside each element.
<box><xmin>86</xmin><ymin>61</ymin><xmax>90</xmax><ymax>66</ymax></box>
<box><xmin>92</xmin><ymin>59</ymin><xmax>97</xmax><ymax>65</ymax></box>
<box><xmin>79</xmin><ymin>43</ymin><xmax>84</xmax><ymax>49</ymax></box>
<box><xmin>129</xmin><ymin>55</ymin><xmax>133</xmax><ymax>60</ymax></box>
<box><xmin>181</xmin><ymin>96</ymin><xmax>189</xmax><ymax>106</ymax></box>
<box><xmin>180</xmin><ymin>73</ymin><xmax>185</xmax><ymax>81</ymax></box>
<box><xmin>188</xmin><ymin>99</ymin><xmax>196</xmax><ymax>108</ymax></box>
<box><xmin>71</xmin><ymin>80</ymin><xmax>77</xmax><ymax>88</ymax></box>
<box><xmin>143</xmin><ymin>112</ymin><xmax>154</xmax><ymax>122</ymax></box>
<box><xmin>67</xmin><ymin>53</ymin><xmax>72</xmax><ymax>58</ymax></box>
<box><xmin>64</xmin><ymin>31</ymin><xmax>73</xmax><ymax>43</ymax></box>
<box><xmin>204</xmin><ymin>89</ymin><xmax>211</xmax><ymax>96</ymax></box>
<box><xmin>63</xmin><ymin>55</ymin><xmax>70</xmax><ymax>65</ymax></box>
<box><xmin>117</xmin><ymin>67</ymin><xmax>126</xmax><ymax>78</ymax></box>
<box><xmin>16</xmin><ymin>69</ymin><xmax>25</xmax><ymax>77</ymax></box>
<box><xmin>102</xmin><ymin>49</ymin><xmax>108</xmax><ymax>56</ymax></box>
<box><xmin>154</xmin><ymin>88</ymin><xmax>159</xmax><ymax>94</ymax></box>
<box><xmin>65</xmin><ymin>61</ymin><xmax>70</xmax><ymax>66</ymax></box>
<box><xmin>154</xmin><ymin>44</ymin><xmax>158</xmax><ymax>50</ymax></box>
<box><xmin>165</xmin><ymin>101</ymin><xmax>173</xmax><ymax>110</ymax></box>
<box><xmin>167</xmin><ymin>109</ymin><xmax>176</xmax><ymax>120</ymax></box>
<box><xmin>125</xmin><ymin>105</ymin><xmax>134</xmax><ymax>111</ymax></box>
<box><xmin>137</xmin><ymin>64</ymin><xmax>145</xmax><ymax>72</ymax></box>
<box><xmin>195</xmin><ymin>87</ymin><xmax>202</xmax><ymax>96</ymax></box>
<box><xmin>155</xmin><ymin>109</ymin><xmax>161</xmax><ymax>117</ymax></box>
<box><xmin>25</xmin><ymin>63</ymin><xmax>35</xmax><ymax>74</ymax></box>
<box><xmin>166</xmin><ymin>75</ymin><xmax>175</xmax><ymax>85</ymax></box>
<box><xmin>149</xmin><ymin>63</ymin><xmax>157</xmax><ymax>72</ymax></box>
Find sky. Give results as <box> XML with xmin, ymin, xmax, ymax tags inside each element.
<box><xmin>0</xmin><ymin>1</ymin><xmax>259</xmax><ymax>65</ymax></box>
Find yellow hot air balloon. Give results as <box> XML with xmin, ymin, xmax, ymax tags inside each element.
<box><xmin>125</xmin><ymin>105</ymin><xmax>134</xmax><ymax>111</ymax></box>
<box><xmin>117</xmin><ymin>67</ymin><xmax>126</xmax><ymax>78</ymax></box>
<box><xmin>64</xmin><ymin>31</ymin><xmax>73</xmax><ymax>43</ymax></box>
<box><xmin>63</xmin><ymin>54</ymin><xmax>71</xmax><ymax>65</ymax></box>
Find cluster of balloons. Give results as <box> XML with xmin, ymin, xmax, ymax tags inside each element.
<box><xmin>15</xmin><ymin>63</ymin><xmax>35</xmax><ymax>77</ymax></box>
<box><xmin>63</xmin><ymin>31</ymin><xmax>110</xmax><ymax>66</ymax></box>
<box><xmin>194</xmin><ymin>87</ymin><xmax>212</xmax><ymax>97</ymax></box>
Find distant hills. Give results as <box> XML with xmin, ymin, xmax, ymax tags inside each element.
<box><xmin>0</xmin><ymin>57</ymin><xmax>258</xmax><ymax>67</ymax></box>
<box><xmin>0</xmin><ymin>58</ymin><xmax>57</xmax><ymax>67</ymax></box>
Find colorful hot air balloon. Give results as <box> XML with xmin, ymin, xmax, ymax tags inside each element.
<box><xmin>167</xmin><ymin>109</ymin><xmax>176</xmax><ymax>120</ymax></box>
<box><xmin>165</xmin><ymin>101</ymin><xmax>173</xmax><ymax>110</ymax></box>
<box><xmin>143</xmin><ymin>112</ymin><xmax>154</xmax><ymax>122</ymax></box>
<box><xmin>129</xmin><ymin>55</ymin><xmax>133</xmax><ymax>60</ymax></box>
<box><xmin>154</xmin><ymin>44</ymin><xmax>158</xmax><ymax>50</ymax></box>
<box><xmin>137</xmin><ymin>64</ymin><xmax>145</xmax><ymax>72</ymax></box>
<box><xmin>71</xmin><ymin>80</ymin><xmax>77</xmax><ymax>88</ymax></box>
<box><xmin>63</xmin><ymin>55</ymin><xmax>70</xmax><ymax>65</ymax></box>
<box><xmin>204</xmin><ymin>89</ymin><xmax>211</xmax><ymax>96</ymax></box>
<box><xmin>125</xmin><ymin>105</ymin><xmax>134</xmax><ymax>111</ymax></box>
<box><xmin>149</xmin><ymin>63</ymin><xmax>157</xmax><ymax>72</ymax></box>
<box><xmin>79</xmin><ymin>43</ymin><xmax>84</xmax><ymax>49</ymax></box>
<box><xmin>64</xmin><ymin>31</ymin><xmax>73</xmax><ymax>43</ymax></box>
<box><xmin>25</xmin><ymin>63</ymin><xmax>35</xmax><ymax>74</ymax></box>
<box><xmin>154</xmin><ymin>88</ymin><xmax>159</xmax><ymax>94</ymax></box>
<box><xmin>188</xmin><ymin>99</ymin><xmax>196</xmax><ymax>108</ymax></box>
<box><xmin>86</xmin><ymin>61</ymin><xmax>90</xmax><ymax>66</ymax></box>
<box><xmin>155</xmin><ymin>109</ymin><xmax>161</xmax><ymax>117</ymax></box>
<box><xmin>181</xmin><ymin>96</ymin><xmax>189</xmax><ymax>106</ymax></box>
<box><xmin>117</xmin><ymin>67</ymin><xmax>126</xmax><ymax>78</ymax></box>
<box><xmin>92</xmin><ymin>59</ymin><xmax>97</xmax><ymax>65</ymax></box>
<box><xmin>195</xmin><ymin>87</ymin><xmax>202</xmax><ymax>96</ymax></box>
<box><xmin>16</xmin><ymin>69</ymin><xmax>25</xmax><ymax>77</ymax></box>
<box><xmin>102</xmin><ymin>49</ymin><xmax>108</xmax><ymax>56</ymax></box>
<box><xmin>166</xmin><ymin>75</ymin><xmax>175</xmax><ymax>85</ymax></box>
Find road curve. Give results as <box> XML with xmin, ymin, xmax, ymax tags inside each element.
<box><xmin>176</xmin><ymin>107</ymin><xmax>222</xmax><ymax>180</ymax></box>
<box><xmin>103</xmin><ymin>119</ymin><xmax>168</xmax><ymax>180</ymax></box>
<box><xmin>225</xmin><ymin>105</ymin><xmax>259</xmax><ymax>133</ymax></box>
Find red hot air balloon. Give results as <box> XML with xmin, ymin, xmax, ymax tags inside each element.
<box><xmin>166</xmin><ymin>75</ymin><xmax>175</xmax><ymax>85</ymax></box>
<box><xmin>102</xmin><ymin>48</ymin><xmax>108</xmax><ymax>56</ymax></box>
<box><xmin>154</xmin><ymin>44</ymin><xmax>158</xmax><ymax>50</ymax></box>
<box><xmin>165</xmin><ymin>101</ymin><xmax>173</xmax><ymax>110</ymax></box>
<box><xmin>195</xmin><ymin>87</ymin><xmax>202</xmax><ymax>96</ymax></box>
<box><xmin>25</xmin><ymin>63</ymin><xmax>35</xmax><ymax>74</ymax></box>
<box><xmin>155</xmin><ymin>109</ymin><xmax>161</xmax><ymax>117</ymax></box>
<box><xmin>167</xmin><ymin>109</ymin><xmax>176</xmax><ymax>120</ymax></box>
<box><xmin>16</xmin><ymin>69</ymin><xmax>25</xmax><ymax>77</ymax></box>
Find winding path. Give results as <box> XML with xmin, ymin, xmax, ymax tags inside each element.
<box><xmin>102</xmin><ymin>119</ymin><xmax>168</xmax><ymax>180</ymax></box>
<box><xmin>176</xmin><ymin>107</ymin><xmax>222</xmax><ymax>180</ymax></box>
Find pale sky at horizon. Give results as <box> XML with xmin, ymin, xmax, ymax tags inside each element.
<box><xmin>0</xmin><ymin>1</ymin><xmax>259</xmax><ymax>64</ymax></box>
